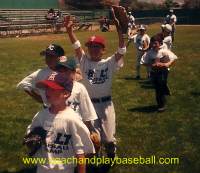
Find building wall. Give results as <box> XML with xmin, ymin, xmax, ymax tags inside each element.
<box><xmin>0</xmin><ymin>0</ymin><xmax>59</xmax><ymax>9</ymax></box>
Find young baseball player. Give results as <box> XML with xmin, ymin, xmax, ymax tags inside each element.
<box><xmin>164</xmin><ymin>9</ymin><xmax>177</xmax><ymax>42</ymax></box>
<box><xmin>17</xmin><ymin>46</ymin><xmax>98</xmax><ymax>138</ymax></box>
<box><xmin>141</xmin><ymin>35</ymin><xmax>178</xmax><ymax>112</ymax></box>
<box><xmin>55</xmin><ymin>58</ymin><xmax>100</xmax><ymax>149</ymax></box>
<box><xmin>63</xmin><ymin>7</ymin><xmax>126</xmax><ymax>160</ymax></box>
<box><xmin>132</xmin><ymin>24</ymin><xmax>150</xmax><ymax>79</ymax></box>
<box><xmin>126</xmin><ymin>11</ymin><xmax>136</xmax><ymax>48</ymax></box>
<box><xmin>17</xmin><ymin>44</ymin><xmax>65</xmax><ymax>107</ymax></box>
<box><xmin>161</xmin><ymin>24</ymin><xmax>173</xmax><ymax>50</ymax></box>
<box><xmin>26</xmin><ymin>72</ymin><xmax>95</xmax><ymax>173</ymax></box>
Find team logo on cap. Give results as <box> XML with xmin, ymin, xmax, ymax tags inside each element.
<box><xmin>59</xmin><ymin>56</ymin><xmax>67</xmax><ymax>62</ymax></box>
<box><xmin>48</xmin><ymin>44</ymin><xmax>55</xmax><ymax>50</ymax></box>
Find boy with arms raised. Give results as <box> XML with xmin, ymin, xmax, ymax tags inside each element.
<box><xmin>64</xmin><ymin>7</ymin><xmax>126</xmax><ymax>160</ymax></box>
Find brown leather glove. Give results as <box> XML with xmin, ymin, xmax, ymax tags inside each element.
<box><xmin>23</xmin><ymin>127</ymin><xmax>47</xmax><ymax>156</ymax></box>
<box><xmin>90</xmin><ymin>132</ymin><xmax>101</xmax><ymax>151</ymax></box>
<box><xmin>111</xmin><ymin>5</ymin><xmax>129</xmax><ymax>34</ymax></box>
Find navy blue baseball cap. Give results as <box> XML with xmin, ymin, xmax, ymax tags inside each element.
<box><xmin>40</xmin><ymin>44</ymin><xmax>65</xmax><ymax>57</ymax></box>
<box><xmin>56</xmin><ymin>57</ymin><xmax>77</xmax><ymax>71</ymax></box>
<box><xmin>36</xmin><ymin>72</ymin><xmax>73</xmax><ymax>92</ymax></box>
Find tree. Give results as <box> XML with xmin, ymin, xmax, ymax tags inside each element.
<box><xmin>183</xmin><ymin>0</ymin><xmax>200</xmax><ymax>8</ymax></box>
<box><xmin>165</xmin><ymin>0</ymin><xmax>174</xmax><ymax>9</ymax></box>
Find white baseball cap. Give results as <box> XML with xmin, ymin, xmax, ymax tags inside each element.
<box><xmin>138</xmin><ymin>24</ymin><xmax>146</xmax><ymax>30</ymax></box>
<box><xmin>169</xmin><ymin>9</ymin><xmax>174</xmax><ymax>13</ymax></box>
<box><xmin>164</xmin><ymin>24</ymin><xmax>172</xmax><ymax>32</ymax></box>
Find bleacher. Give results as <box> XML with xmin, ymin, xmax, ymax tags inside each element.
<box><xmin>0</xmin><ymin>9</ymin><xmax>103</xmax><ymax>37</ymax></box>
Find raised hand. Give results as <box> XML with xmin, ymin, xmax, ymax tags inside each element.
<box><xmin>63</xmin><ymin>15</ymin><xmax>74</xmax><ymax>33</ymax></box>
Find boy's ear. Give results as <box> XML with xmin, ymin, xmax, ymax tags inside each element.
<box><xmin>102</xmin><ymin>47</ymin><xmax>106</xmax><ymax>55</ymax></box>
<box><xmin>63</xmin><ymin>91</ymin><xmax>71</xmax><ymax>99</ymax></box>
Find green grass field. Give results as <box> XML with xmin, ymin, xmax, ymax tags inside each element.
<box><xmin>0</xmin><ymin>24</ymin><xmax>200</xmax><ymax>173</ymax></box>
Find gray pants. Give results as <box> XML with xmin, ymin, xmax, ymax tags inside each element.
<box><xmin>93</xmin><ymin>100</ymin><xmax>116</xmax><ymax>156</ymax></box>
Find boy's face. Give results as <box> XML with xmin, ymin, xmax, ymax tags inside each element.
<box><xmin>57</xmin><ymin>67</ymin><xmax>75</xmax><ymax>81</ymax></box>
<box><xmin>152</xmin><ymin>41</ymin><xmax>161</xmax><ymax>51</ymax></box>
<box><xmin>45</xmin><ymin>55</ymin><xmax>58</xmax><ymax>70</ymax></box>
<box><xmin>139</xmin><ymin>29</ymin><xmax>145</xmax><ymax>35</ymax></box>
<box><xmin>87</xmin><ymin>43</ymin><xmax>104</xmax><ymax>61</ymax></box>
<box><xmin>45</xmin><ymin>87</ymin><xmax>70</xmax><ymax>106</ymax></box>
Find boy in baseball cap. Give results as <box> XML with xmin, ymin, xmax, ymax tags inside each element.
<box><xmin>55</xmin><ymin>58</ymin><xmax>100</xmax><ymax>150</ymax></box>
<box><xmin>132</xmin><ymin>24</ymin><xmax>150</xmax><ymax>79</ymax></box>
<box><xmin>17</xmin><ymin>44</ymin><xmax>66</xmax><ymax>107</ymax></box>
<box><xmin>161</xmin><ymin>24</ymin><xmax>172</xmax><ymax>50</ymax></box>
<box><xmin>141</xmin><ymin>35</ymin><xmax>178</xmax><ymax>112</ymax></box>
<box><xmin>63</xmin><ymin>7</ymin><xmax>126</xmax><ymax>170</ymax></box>
<box><xmin>25</xmin><ymin>72</ymin><xmax>95</xmax><ymax>173</ymax></box>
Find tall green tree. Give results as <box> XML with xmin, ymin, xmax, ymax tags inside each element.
<box><xmin>165</xmin><ymin>0</ymin><xmax>174</xmax><ymax>8</ymax></box>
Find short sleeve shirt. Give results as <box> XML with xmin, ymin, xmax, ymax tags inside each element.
<box><xmin>78</xmin><ymin>54</ymin><xmax>123</xmax><ymax>98</ymax></box>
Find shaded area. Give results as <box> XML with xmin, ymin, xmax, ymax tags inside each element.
<box><xmin>190</xmin><ymin>91</ymin><xmax>200</xmax><ymax>97</ymax></box>
<box><xmin>128</xmin><ymin>105</ymin><xmax>158</xmax><ymax>113</ymax></box>
<box><xmin>139</xmin><ymin>80</ymin><xmax>154</xmax><ymax>90</ymax></box>
<box><xmin>123</xmin><ymin>76</ymin><xmax>136</xmax><ymax>81</ymax></box>
<box><xmin>1</xmin><ymin>167</ymin><xmax>36</xmax><ymax>173</ymax></box>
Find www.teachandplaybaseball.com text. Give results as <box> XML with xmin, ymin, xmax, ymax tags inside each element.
<box><xmin>22</xmin><ymin>156</ymin><xmax>179</xmax><ymax>166</ymax></box>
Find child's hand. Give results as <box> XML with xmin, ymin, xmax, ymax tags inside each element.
<box><xmin>63</xmin><ymin>15</ymin><xmax>74</xmax><ymax>33</ymax></box>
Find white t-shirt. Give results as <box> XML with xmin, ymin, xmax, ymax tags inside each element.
<box><xmin>170</xmin><ymin>14</ymin><xmax>177</xmax><ymax>24</ymax></box>
<box><xmin>67</xmin><ymin>81</ymin><xmax>97</xmax><ymax>122</ymax></box>
<box><xmin>17</xmin><ymin>69</ymin><xmax>97</xmax><ymax>122</ymax></box>
<box><xmin>129</xmin><ymin>15</ymin><xmax>135</xmax><ymax>23</ymax></box>
<box><xmin>140</xmin><ymin>47</ymin><xmax>178</xmax><ymax>70</ymax></box>
<box><xmin>133</xmin><ymin>34</ymin><xmax>150</xmax><ymax>51</ymax></box>
<box><xmin>78</xmin><ymin>54</ymin><xmax>123</xmax><ymax>98</ymax></box>
<box><xmin>163</xmin><ymin>36</ymin><xmax>172</xmax><ymax>50</ymax></box>
<box><xmin>17</xmin><ymin>67</ymin><xmax>53</xmax><ymax>106</ymax></box>
<box><xmin>27</xmin><ymin>107</ymin><xmax>95</xmax><ymax>172</ymax></box>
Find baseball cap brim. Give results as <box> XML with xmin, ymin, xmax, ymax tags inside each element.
<box><xmin>40</xmin><ymin>50</ymin><xmax>58</xmax><ymax>57</ymax></box>
<box><xmin>36</xmin><ymin>80</ymin><xmax>65</xmax><ymax>90</ymax></box>
<box><xmin>138</xmin><ymin>27</ymin><xmax>145</xmax><ymax>30</ymax></box>
<box><xmin>56</xmin><ymin>61</ymin><xmax>77</xmax><ymax>71</ymax></box>
<box><xmin>85</xmin><ymin>41</ymin><xmax>105</xmax><ymax>48</ymax></box>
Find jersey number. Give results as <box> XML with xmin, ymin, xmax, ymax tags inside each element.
<box><xmin>54</xmin><ymin>133</ymin><xmax>71</xmax><ymax>145</ymax></box>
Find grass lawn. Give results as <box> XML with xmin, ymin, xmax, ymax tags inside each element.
<box><xmin>0</xmin><ymin>24</ymin><xmax>200</xmax><ymax>173</ymax></box>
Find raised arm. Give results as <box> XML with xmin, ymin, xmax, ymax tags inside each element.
<box><xmin>110</xmin><ymin>7</ymin><xmax>126</xmax><ymax>62</ymax></box>
<box><xmin>63</xmin><ymin>16</ymin><xmax>84</xmax><ymax>61</ymax></box>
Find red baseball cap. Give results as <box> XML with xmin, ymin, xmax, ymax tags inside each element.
<box><xmin>36</xmin><ymin>72</ymin><xmax>73</xmax><ymax>92</ymax></box>
<box><xmin>85</xmin><ymin>35</ymin><xmax>105</xmax><ymax>48</ymax></box>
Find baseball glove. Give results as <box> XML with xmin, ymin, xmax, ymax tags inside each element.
<box><xmin>23</xmin><ymin>126</ymin><xmax>47</xmax><ymax>156</ymax></box>
<box><xmin>111</xmin><ymin>5</ymin><xmax>129</xmax><ymax>34</ymax></box>
<box><xmin>101</xmin><ymin>1</ymin><xmax>128</xmax><ymax>34</ymax></box>
<box><xmin>90</xmin><ymin>132</ymin><xmax>101</xmax><ymax>151</ymax></box>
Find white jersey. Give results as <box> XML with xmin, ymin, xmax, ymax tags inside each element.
<box><xmin>141</xmin><ymin>47</ymin><xmax>178</xmax><ymax>70</ymax></box>
<box><xmin>129</xmin><ymin>15</ymin><xmax>135</xmax><ymax>23</ymax></box>
<box><xmin>17</xmin><ymin>69</ymin><xmax>97</xmax><ymax>122</ymax></box>
<box><xmin>27</xmin><ymin>107</ymin><xmax>95</xmax><ymax>173</ymax></box>
<box><xmin>170</xmin><ymin>14</ymin><xmax>177</xmax><ymax>25</ymax></box>
<box><xmin>78</xmin><ymin>53</ymin><xmax>123</xmax><ymax>98</ymax></box>
<box><xmin>17</xmin><ymin>67</ymin><xmax>53</xmax><ymax>106</ymax></box>
<box><xmin>67</xmin><ymin>81</ymin><xmax>97</xmax><ymax>122</ymax></box>
<box><xmin>133</xmin><ymin>34</ymin><xmax>150</xmax><ymax>51</ymax></box>
<box><xmin>163</xmin><ymin>36</ymin><xmax>172</xmax><ymax>50</ymax></box>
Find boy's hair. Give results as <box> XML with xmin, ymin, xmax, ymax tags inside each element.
<box><xmin>150</xmin><ymin>35</ymin><xmax>164</xmax><ymax>45</ymax></box>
